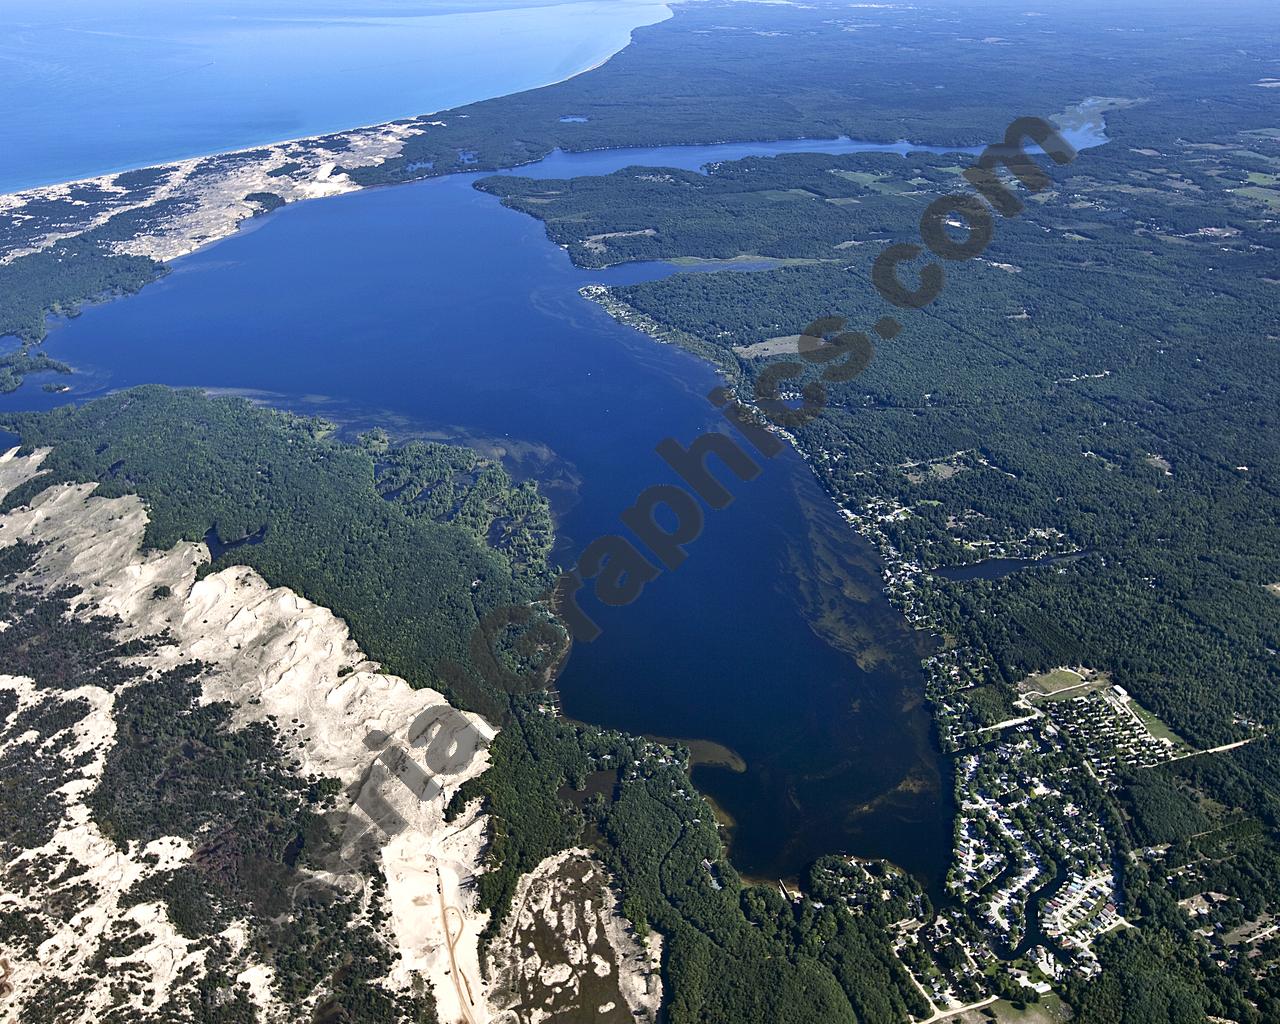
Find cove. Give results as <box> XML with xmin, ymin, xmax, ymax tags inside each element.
<box><xmin>1</xmin><ymin>129</ymin><xmax>1109</xmax><ymax>889</ymax></box>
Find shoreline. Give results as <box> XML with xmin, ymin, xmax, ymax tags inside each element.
<box><xmin>0</xmin><ymin>4</ymin><xmax>677</xmax><ymax>277</ymax></box>
<box><xmin>0</xmin><ymin>2</ymin><xmax>673</xmax><ymax>201</ymax></box>
<box><xmin>579</xmin><ymin>286</ymin><xmax>955</xmax><ymax>867</ymax></box>
<box><xmin>580</xmin><ymin>283</ymin><xmax>956</xmax><ymax>848</ymax></box>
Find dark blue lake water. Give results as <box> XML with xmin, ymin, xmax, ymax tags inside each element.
<box><xmin>932</xmin><ymin>551</ymin><xmax>1090</xmax><ymax>583</ymax></box>
<box><xmin>0</xmin><ymin>127</ymin><xmax>1108</xmax><ymax>887</ymax></box>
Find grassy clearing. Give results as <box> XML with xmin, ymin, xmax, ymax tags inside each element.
<box><xmin>1235</xmin><ymin>186</ymin><xmax>1280</xmax><ymax>209</ymax></box>
<box><xmin>945</xmin><ymin>994</ymin><xmax>1071</xmax><ymax>1023</ymax></box>
<box><xmin>1129</xmin><ymin>699</ymin><xmax>1188</xmax><ymax>746</ymax></box>
<box><xmin>827</xmin><ymin>168</ymin><xmax>908</xmax><ymax>194</ymax></box>
<box><xmin>829</xmin><ymin>169</ymin><xmax>882</xmax><ymax>185</ymax></box>
<box><xmin>750</xmin><ymin>188</ymin><xmax>820</xmax><ymax>201</ymax></box>
<box><xmin>1229</xmin><ymin>149</ymin><xmax>1280</xmax><ymax>165</ymax></box>
<box><xmin>1022</xmin><ymin>667</ymin><xmax>1087</xmax><ymax>695</ymax></box>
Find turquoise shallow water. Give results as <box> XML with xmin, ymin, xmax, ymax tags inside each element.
<box><xmin>0</xmin><ymin>0</ymin><xmax>670</xmax><ymax>193</ymax></box>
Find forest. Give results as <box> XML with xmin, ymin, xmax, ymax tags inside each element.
<box><xmin>2</xmin><ymin>1</ymin><xmax>1278</xmax><ymax>1019</ymax></box>
<box><xmin>0</xmin><ymin>544</ymin><xmax>435</xmax><ymax>1023</ymax></box>
<box><xmin>471</xmin><ymin>14</ymin><xmax>1280</xmax><ymax>1017</ymax></box>
<box><xmin>0</xmin><ymin>236</ymin><xmax>160</xmax><ymax>345</ymax></box>
<box><xmin>450</xmin><ymin>703</ymin><xmax>933</xmax><ymax>1024</ymax></box>
<box><xmin>2</xmin><ymin>387</ymin><xmax>556</xmax><ymax>722</ymax></box>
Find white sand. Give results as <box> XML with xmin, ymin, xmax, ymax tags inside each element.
<box><xmin>0</xmin><ymin>119</ymin><xmax>423</xmax><ymax>266</ymax></box>
<box><xmin>0</xmin><ymin>446</ymin><xmax>660</xmax><ymax>1021</ymax></box>
<box><xmin>0</xmin><ymin>447</ymin><xmax>497</xmax><ymax>1019</ymax></box>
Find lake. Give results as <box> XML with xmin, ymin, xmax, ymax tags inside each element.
<box><xmin>0</xmin><ymin>5</ymin><xmax>1111</xmax><ymax>884</ymax></box>
<box><xmin>490</xmin><ymin>122</ymin><xmax>1109</xmax><ymax>180</ymax></box>
<box><xmin>0</xmin><ymin>135</ymin><xmax>1022</xmax><ymax>890</ymax></box>
<box><xmin>932</xmin><ymin>551</ymin><xmax>1092</xmax><ymax>583</ymax></box>
<box><xmin>0</xmin><ymin>0</ymin><xmax>670</xmax><ymax>193</ymax></box>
